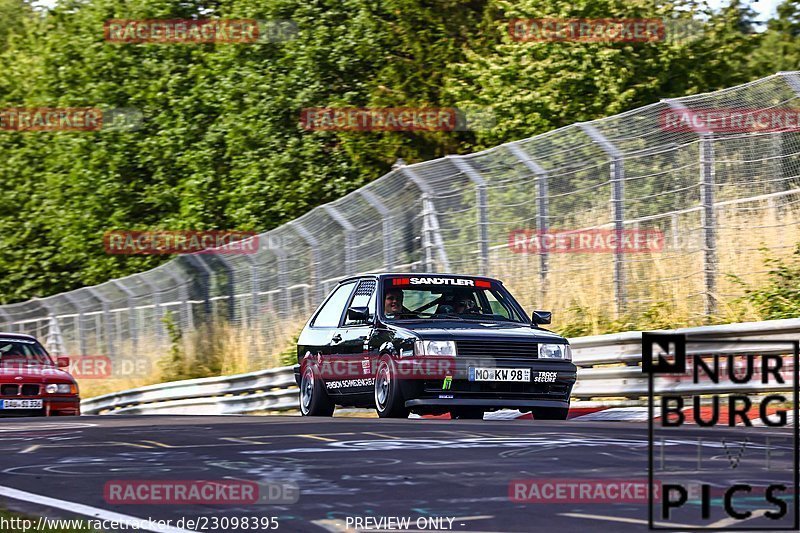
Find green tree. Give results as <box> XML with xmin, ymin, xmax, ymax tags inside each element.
<box><xmin>750</xmin><ymin>0</ymin><xmax>800</xmax><ymax>76</ymax></box>
<box><xmin>444</xmin><ymin>0</ymin><xmax>762</xmax><ymax>148</ymax></box>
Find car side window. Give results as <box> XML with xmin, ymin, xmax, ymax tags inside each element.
<box><xmin>312</xmin><ymin>282</ymin><xmax>356</xmax><ymax>328</ymax></box>
<box><xmin>345</xmin><ymin>280</ymin><xmax>377</xmax><ymax>326</ymax></box>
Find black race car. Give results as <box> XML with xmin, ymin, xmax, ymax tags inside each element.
<box><xmin>293</xmin><ymin>273</ymin><xmax>577</xmax><ymax>420</ymax></box>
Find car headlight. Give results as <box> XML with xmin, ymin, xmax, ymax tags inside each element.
<box><xmin>539</xmin><ymin>343</ymin><xmax>571</xmax><ymax>360</ymax></box>
<box><xmin>414</xmin><ymin>340</ymin><xmax>457</xmax><ymax>357</ymax></box>
<box><xmin>45</xmin><ymin>383</ymin><xmax>76</xmax><ymax>394</ymax></box>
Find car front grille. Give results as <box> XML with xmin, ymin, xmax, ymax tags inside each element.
<box><xmin>423</xmin><ymin>379</ymin><xmax>569</xmax><ymax>398</ymax></box>
<box><xmin>456</xmin><ymin>340</ymin><xmax>538</xmax><ymax>361</ymax></box>
<box><xmin>22</xmin><ymin>384</ymin><xmax>40</xmax><ymax>396</ymax></box>
<box><xmin>0</xmin><ymin>384</ymin><xmax>41</xmax><ymax>396</ymax></box>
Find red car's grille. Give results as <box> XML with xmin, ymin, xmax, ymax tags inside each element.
<box><xmin>22</xmin><ymin>384</ymin><xmax>40</xmax><ymax>396</ymax></box>
<box><xmin>0</xmin><ymin>384</ymin><xmax>41</xmax><ymax>396</ymax></box>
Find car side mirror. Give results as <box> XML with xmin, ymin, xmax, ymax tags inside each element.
<box><xmin>347</xmin><ymin>306</ymin><xmax>371</xmax><ymax>323</ymax></box>
<box><xmin>531</xmin><ymin>310</ymin><xmax>552</xmax><ymax>325</ymax></box>
<box><xmin>56</xmin><ymin>356</ymin><xmax>70</xmax><ymax>368</ymax></box>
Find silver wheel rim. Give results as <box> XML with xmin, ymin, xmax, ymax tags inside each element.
<box><xmin>375</xmin><ymin>363</ymin><xmax>390</xmax><ymax>411</ymax></box>
<box><xmin>300</xmin><ymin>368</ymin><xmax>314</xmax><ymax>414</ymax></box>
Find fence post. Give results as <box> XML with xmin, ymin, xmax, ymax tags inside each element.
<box><xmin>665</xmin><ymin>99</ymin><xmax>718</xmax><ymax>319</ymax></box>
<box><xmin>0</xmin><ymin>308</ymin><xmax>12</xmax><ymax>329</ymax></box>
<box><xmin>271</xmin><ymin>243</ymin><xmax>291</xmax><ymax>318</ymax></box>
<box><xmin>508</xmin><ymin>143</ymin><xmax>549</xmax><ymax>301</ymax></box>
<box><xmin>291</xmin><ymin>221</ymin><xmax>323</xmax><ymax>305</ymax></box>
<box><xmin>112</xmin><ymin>279</ymin><xmax>138</xmax><ymax>353</ymax></box>
<box><xmin>86</xmin><ymin>287</ymin><xmax>114</xmax><ymax>358</ymax></box>
<box><xmin>139</xmin><ymin>278</ymin><xmax>164</xmax><ymax>342</ymax></box>
<box><xmin>700</xmin><ymin>133</ymin><xmax>717</xmax><ymax>318</ymax></box>
<box><xmin>62</xmin><ymin>292</ymin><xmax>86</xmax><ymax>356</ymax></box>
<box><xmin>578</xmin><ymin>122</ymin><xmax>626</xmax><ymax>316</ymax></box>
<box><xmin>161</xmin><ymin>267</ymin><xmax>191</xmax><ymax>332</ymax></box>
<box><xmin>359</xmin><ymin>189</ymin><xmax>394</xmax><ymax>271</ymax></box>
<box><xmin>184</xmin><ymin>255</ymin><xmax>212</xmax><ymax>323</ymax></box>
<box><xmin>448</xmin><ymin>155</ymin><xmax>490</xmax><ymax>276</ymax></box>
<box><xmin>402</xmin><ymin>166</ymin><xmax>451</xmax><ymax>273</ymax></box>
<box><xmin>212</xmin><ymin>255</ymin><xmax>236</xmax><ymax>323</ymax></box>
<box><xmin>323</xmin><ymin>205</ymin><xmax>358</xmax><ymax>276</ymax></box>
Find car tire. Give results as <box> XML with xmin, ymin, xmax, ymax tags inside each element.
<box><xmin>374</xmin><ymin>357</ymin><xmax>409</xmax><ymax>419</ymax></box>
<box><xmin>450</xmin><ymin>407</ymin><xmax>484</xmax><ymax>420</ymax></box>
<box><xmin>531</xmin><ymin>406</ymin><xmax>569</xmax><ymax>420</ymax></box>
<box><xmin>299</xmin><ymin>364</ymin><xmax>335</xmax><ymax>417</ymax></box>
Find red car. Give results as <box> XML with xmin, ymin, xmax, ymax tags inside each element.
<box><xmin>0</xmin><ymin>333</ymin><xmax>80</xmax><ymax>416</ymax></box>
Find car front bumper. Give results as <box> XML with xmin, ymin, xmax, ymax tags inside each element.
<box><xmin>396</xmin><ymin>357</ymin><xmax>576</xmax><ymax>411</ymax></box>
<box><xmin>405</xmin><ymin>398</ymin><xmax>569</xmax><ymax>409</ymax></box>
<box><xmin>0</xmin><ymin>396</ymin><xmax>80</xmax><ymax>417</ymax></box>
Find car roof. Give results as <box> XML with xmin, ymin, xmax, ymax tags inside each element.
<box><xmin>337</xmin><ymin>273</ymin><xmax>504</xmax><ymax>285</ymax></box>
<box><xmin>0</xmin><ymin>332</ymin><xmax>37</xmax><ymax>340</ymax></box>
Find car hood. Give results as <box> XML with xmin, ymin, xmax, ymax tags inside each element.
<box><xmin>390</xmin><ymin>321</ymin><xmax>567</xmax><ymax>343</ymax></box>
<box><xmin>0</xmin><ymin>365</ymin><xmax>74</xmax><ymax>382</ymax></box>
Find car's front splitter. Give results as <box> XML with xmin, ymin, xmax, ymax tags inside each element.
<box><xmin>404</xmin><ymin>397</ymin><xmax>569</xmax><ymax>409</ymax></box>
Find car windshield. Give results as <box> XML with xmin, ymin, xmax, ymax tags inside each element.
<box><xmin>381</xmin><ymin>277</ymin><xmax>526</xmax><ymax>323</ymax></box>
<box><xmin>0</xmin><ymin>339</ymin><xmax>54</xmax><ymax>367</ymax></box>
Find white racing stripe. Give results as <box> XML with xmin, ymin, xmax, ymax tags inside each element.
<box><xmin>0</xmin><ymin>484</ymin><xmax>197</xmax><ymax>533</ymax></box>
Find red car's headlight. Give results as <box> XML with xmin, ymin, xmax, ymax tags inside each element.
<box><xmin>45</xmin><ymin>383</ymin><xmax>77</xmax><ymax>394</ymax></box>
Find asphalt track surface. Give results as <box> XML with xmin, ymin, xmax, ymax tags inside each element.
<box><xmin>0</xmin><ymin>415</ymin><xmax>796</xmax><ymax>532</ymax></box>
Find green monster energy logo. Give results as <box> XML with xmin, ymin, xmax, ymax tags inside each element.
<box><xmin>442</xmin><ymin>375</ymin><xmax>452</xmax><ymax>390</ymax></box>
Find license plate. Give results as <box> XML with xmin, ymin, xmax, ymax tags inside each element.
<box><xmin>469</xmin><ymin>367</ymin><xmax>530</xmax><ymax>382</ymax></box>
<box><xmin>1</xmin><ymin>399</ymin><xmax>43</xmax><ymax>409</ymax></box>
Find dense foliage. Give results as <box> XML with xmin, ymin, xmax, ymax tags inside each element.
<box><xmin>0</xmin><ymin>0</ymin><xmax>798</xmax><ymax>303</ymax></box>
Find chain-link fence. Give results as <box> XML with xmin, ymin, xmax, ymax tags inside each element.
<box><xmin>2</xmin><ymin>71</ymin><xmax>800</xmax><ymax>370</ymax></box>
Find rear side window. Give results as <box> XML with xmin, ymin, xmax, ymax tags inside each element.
<box><xmin>312</xmin><ymin>282</ymin><xmax>356</xmax><ymax>327</ymax></box>
<box><xmin>345</xmin><ymin>280</ymin><xmax>377</xmax><ymax>325</ymax></box>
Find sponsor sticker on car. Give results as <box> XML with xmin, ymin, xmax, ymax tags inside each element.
<box><xmin>469</xmin><ymin>367</ymin><xmax>530</xmax><ymax>382</ymax></box>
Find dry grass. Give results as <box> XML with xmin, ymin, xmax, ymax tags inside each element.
<box><xmin>78</xmin><ymin>316</ymin><xmax>305</xmax><ymax>399</ymax></box>
<box><xmin>495</xmin><ymin>197</ymin><xmax>800</xmax><ymax>336</ymax></box>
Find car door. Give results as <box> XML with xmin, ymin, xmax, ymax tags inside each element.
<box><xmin>335</xmin><ymin>279</ymin><xmax>378</xmax><ymax>397</ymax></box>
<box><xmin>306</xmin><ymin>281</ymin><xmax>357</xmax><ymax>396</ymax></box>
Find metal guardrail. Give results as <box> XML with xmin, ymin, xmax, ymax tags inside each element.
<box><xmin>81</xmin><ymin>318</ymin><xmax>799</xmax><ymax>415</ymax></box>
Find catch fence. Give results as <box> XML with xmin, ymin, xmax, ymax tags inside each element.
<box><xmin>2</xmin><ymin>72</ymin><xmax>800</xmax><ymax>369</ymax></box>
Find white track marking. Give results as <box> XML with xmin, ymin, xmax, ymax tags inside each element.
<box><xmin>0</xmin><ymin>484</ymin><xmax>196</xmax><ymax>533</ymax></box>
<box><xmin>559</xmin><ymin>512</ymin><xmax>699</xmax><ymax>528</ymax></box>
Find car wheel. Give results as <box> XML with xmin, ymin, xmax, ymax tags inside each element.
<box><xmin>450</xmin><ymin>407</ymin><xmax>484</xmax><ymax>420</ymax></box>
<box><xmin>531</xmin><ymin>406</ymin><xmax>569</xmax><ymax>420</ymax></box>
<box><xmin>374</xmin><ymin>358</ymin><xmax>409</xmax><ymax>419</ymax></box>
<box><xmin>299</xmin><ymin>365</ymin><xmax>334</xmax><ymax>417</ymax></box>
